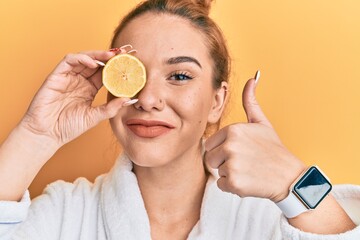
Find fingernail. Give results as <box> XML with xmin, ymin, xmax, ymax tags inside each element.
<box><xmin>254</xmin><ymin>70</ymin><xmax>261</xmax><ymax>85</ymax></box>
<box><xmin>94</xmin><ymin>60</ymin><xmax>105</xmax><ymax>67</ymax></box>
<box><xmin>123</xmin><ymin>99</ymin><xmax>138</xmax><ymax>107</ymax></box>
<box><xmin>109</xmin><ymin>48</ymin><xmax>121</xmax><ymax>52</ymax></box>
<box><xmin>127</xmin><ymin>49</ymin><xmax>137</xmax><ymax>54</ymax></box>
<box><xmin>120</xmin><ymin>44</ymin><xmax>133</xmax><ymax>50</ymax></box>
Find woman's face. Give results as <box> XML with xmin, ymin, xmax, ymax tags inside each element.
<box><xmin>110</xmin><ymin>12</ymin><xmax>227</xmax><ymax>167</ymax></box>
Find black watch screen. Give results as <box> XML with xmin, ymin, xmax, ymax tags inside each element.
<box><xmin>293</xmin><ymin>166</ymin><xmax>332</xmax><ymax>209</ymax></box>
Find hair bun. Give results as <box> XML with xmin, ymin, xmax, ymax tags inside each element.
<box><xmin>192</xmin><ymin>0</ymin><xmax>213</xmax><ymax>15</ymax></box>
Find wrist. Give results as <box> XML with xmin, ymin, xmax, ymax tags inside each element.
<box><xmin>288</xmin><ymin>195</ymin><xmax>356</xmax><ymax>234</ymax></box>
<box><xmin>276</xmin><ymin>165</ymin><xmax>333</xmax><ymax>218</ymax></box>
<box><xmin>10</xmin><ymin>123</ymin><xmax>60</xmax><ymax>162</ymax></box>
<box><xmin>273</xmin><ymin>159</ymin><xmax>307</xmax><ymax>203</ymax></box>
<box><xmin>0</xmin><ymin>125</ymin><xmax>59</xmax><ymax>201</ymax></box>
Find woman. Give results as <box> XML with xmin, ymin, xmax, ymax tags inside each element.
<box><xmin>0</xmin><ymin>0</ymin><xmax>359</xmax><ymax>239</ymax></box>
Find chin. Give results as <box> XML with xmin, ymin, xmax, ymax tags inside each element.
<box><xmin>123</xmin><ymin>144</ymin><xmax>174</xmax><ymax>168</ymax></box>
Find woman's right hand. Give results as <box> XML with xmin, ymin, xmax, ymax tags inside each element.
<box><xmin>19</xmin><ymin>50</ymin><xmax>131</xmax><ymax>148</ymax></box>
<box><xmin>0</xmin><ymin>50</ymin><xmax>136</xmax><ymax>201</ymax></box>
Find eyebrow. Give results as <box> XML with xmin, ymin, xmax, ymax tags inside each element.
<box><xmin>166</xmin><ymin>56</ymin><xmax>202</xmax><ymax>69</ymax></box>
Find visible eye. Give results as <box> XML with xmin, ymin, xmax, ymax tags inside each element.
<box><xmin>168</xmin><ymin>71</ymin><xmax>193</xmax><ymax>81</ymax></box>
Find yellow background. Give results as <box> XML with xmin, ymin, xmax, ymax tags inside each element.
<box><xmin>0</xmin><ymin>0</ymin><xmax>359</xmax><ymax>198</ymax></box>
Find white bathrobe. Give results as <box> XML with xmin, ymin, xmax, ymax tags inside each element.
<box><xmin>1</xmin><ymin>154</ymin><xmax>360</xmax><ymax>240</ymax></box>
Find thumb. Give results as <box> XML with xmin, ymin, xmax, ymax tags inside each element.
<box><xmin>242</xmin><ymin>70</ymin><xmax>272</xmax><ymax>128</ymax></box>
<box><xmin>89</xmin><ymin>98</ymin><xmax>138</xmax><ymax>126</ymax></box>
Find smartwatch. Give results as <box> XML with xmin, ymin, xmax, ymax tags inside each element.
<box><xmin>276</xmin><ymin>166</ymin><xmax>332</xmax><ymax>218</ymax></box>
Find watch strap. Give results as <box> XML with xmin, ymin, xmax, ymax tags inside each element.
<box><xmin>276</xmin><ymin>191</ymin><xmax>308</xmax><ymax>218</ymax></box>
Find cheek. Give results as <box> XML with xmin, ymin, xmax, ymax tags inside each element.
<box><xmin>171</xmin><ymin>86</ymin><xmax>212</xmax><ymax>127</ymax></box>
<box><xmin>109</xmin><ymin>109</ymin><xmax>129</xmax><ymax>143</ymax></box>
<box><xmin>109</xmin><ymin>115</ymin><xmax>122</xmax><ymax>141</ymax></box>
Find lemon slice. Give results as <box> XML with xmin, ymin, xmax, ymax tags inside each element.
<box><xmin>102</xmin><ymin>54</ymin><xmax>146</xmax><ymax>98</ymax></box>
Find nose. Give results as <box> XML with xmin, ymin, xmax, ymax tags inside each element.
<box><xmin>134</xmin><ymin>78</ymin><xmax>165</xmax><ymax>112</ymax></box>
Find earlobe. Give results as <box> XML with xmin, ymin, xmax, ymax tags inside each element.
<box><xmin>207</xmin><ymin>81</ymin><xmax>229</xmax><ymax>123</ymax></box>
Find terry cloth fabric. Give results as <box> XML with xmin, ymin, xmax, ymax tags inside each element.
<box><xmin>1</xmin><ymin>154</ymin><xmax>360</xmax><ymax>240</ymax></box>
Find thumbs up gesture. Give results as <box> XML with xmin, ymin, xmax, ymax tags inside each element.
<box><xmin>205</xmin><ymin>71</ymin><xmax>307</xmax><ymax>203</ymax></box>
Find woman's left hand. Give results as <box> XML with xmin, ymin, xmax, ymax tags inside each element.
<box><xmin>205</xmin><ymin>76</ymin><xmax>307</xmax><ymax>203</ymax></box>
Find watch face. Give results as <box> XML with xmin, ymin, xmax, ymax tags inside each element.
<box><xmin>293</xmin><ymin>166</ymin><xmax>332</xmax><ymax>209</ymax></box>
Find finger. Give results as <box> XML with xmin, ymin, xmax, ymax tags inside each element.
<box><xmin>80</xmin><ymin>48</ymin><xmax>130</xmax><ymax>89</ymax></box>
<box><xmin>78</xmin><ymin>51</ymin><xmax>116</xmax><ymax>89</ymax></box>
<box><xmin>68</xmin><ymin>57</ymin><xmax>99</xmax><ymax>79</ymax></box>
<box><xmin>79</xmin><ymin>50</ymin><xmax>115</xmax><ymax>62</ymax></box>
<box><xmin>88</xmin><ymin>97</ymin><xmax>135</xmax><ymax>127</ymax></box>
<box><xmin>52</xmin><ymin>53</ymin><xmax>99</xmax><ymax>76</ymax></box>
<box><xmin>217</xmin><ymin>177</ymin><xmax>230</xmax><ymax>192</ymax></box>
<box><xmin>87</xmin><ymin>68</ymin><xmax>103</xmax><ymax>91</ymax></box>
<box><xmin>242</xmin><ymin>71</ymin><xmax>272</xmax><ymax>128</ymax></box>
<box><xmin>109</xmin><ymin>47</ymin><xmax>129</xmax><ymax>55</ymax></box>
<box><xmin>76</xmin><ymin>51</ymin><xmax>116</xmax><ymax>79</ymax></box>
<box><xmin>109</xmin><ymin>44</ymin><xmax>134</xmax><ymax>55</ymax></box>
<box><xmin>204</xmin><ymin>143</ymin><xmax>227</xmax><ymax>169</ymax></box>
<box><xmin>204</xmin><ymin>126</ymin><xmax>228</xmax><ymax>152</ymax></box>
<box><xmin>218</xmin><ymin>166</ymin><xmax>227</xmax><ymax>177</ymax></box>
<box><xmin>53</xmin><ymin>51</ymin><xmax>115</xmax><ymax>77</ymax></box>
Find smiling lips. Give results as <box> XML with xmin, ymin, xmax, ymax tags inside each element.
<box><xmin>126</xmin><ymin>119</ymin><xmax>175</xmax><ymax>138</ymax></box>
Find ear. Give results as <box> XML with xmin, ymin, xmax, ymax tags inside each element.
<box><xmin>207</xmin><ymin>81</ymin><xmax>229</xmax><ymax>123</ymax></box>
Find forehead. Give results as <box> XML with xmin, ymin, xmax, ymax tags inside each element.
<box><xmin>113</xmin><ymin>12</ymin><xmax>211</xmax><ymax>68</ymax></box>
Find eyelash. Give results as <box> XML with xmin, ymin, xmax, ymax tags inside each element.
<box><xmin>168</xmin><ymin>71</ymin><xmax>194</xmax><ymax>81</ymax></box>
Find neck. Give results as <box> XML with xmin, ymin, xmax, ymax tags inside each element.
<box><xmin>133</xmin><ymin>143</ymin><xmax>208</xmax><ymax>226</ymax></box>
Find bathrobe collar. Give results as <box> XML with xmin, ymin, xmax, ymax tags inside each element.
<box><xmin>100</xmin><ymin>154</ymin><xmax>234</xmax><ymax>240</ymax></box>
